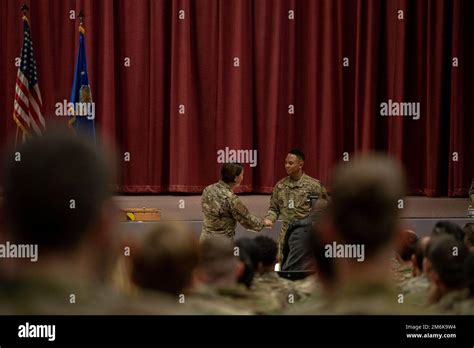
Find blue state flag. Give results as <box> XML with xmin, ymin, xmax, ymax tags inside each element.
<box><xmin>68</xmin><ymin>17</ymin><xmax>96</xmax><ymax>141</ymax></box>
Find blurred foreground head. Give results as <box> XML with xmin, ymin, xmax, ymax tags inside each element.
<box><xmin>131</xmin><ymin>222</ymin><xmax>198</xmax><ymax>295</ymax></box>
<box><xmin>2</xmin><ymin>130</ymin><xmax>113</xmax><ymax>253</ymax></box>
<box><xmin>328</xmin><ymin>153</ymin><xmax>406</xmax><ymax>258</ymax></box>
<box><xmin>197</xmin><ymin>236</ymin><xmax>240</xmax><ymax>286</ymax></box>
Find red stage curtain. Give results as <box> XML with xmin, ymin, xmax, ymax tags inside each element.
<box><xmin>0</xmin><ymin>0</ymin><xmax>472</xmax><ymax>196</ymax></box>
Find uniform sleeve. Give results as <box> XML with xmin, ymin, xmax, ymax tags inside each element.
<box><xmin>230</xmin><ymin>196</ymin><xmax>265</xmax><ymax>231</ymax></box>
<box><xmin>264</xmin><ymin>185</ymin><xmax>280</xmax><ymax>222</ymax></box>
<box><xmin>319</xmin><ymin>182</ymin><xmax>329</xmax><ymax>201</ymax></box>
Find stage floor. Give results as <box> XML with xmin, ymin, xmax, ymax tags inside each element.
<box><xmin>114</xmin><ymin>195</ymin><xmax>473</xmax><ymax>241</ymax></box>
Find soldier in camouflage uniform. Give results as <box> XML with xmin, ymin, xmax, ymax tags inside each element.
<box><xmin>264</xmin><ymin>149</ymin><xmax>328</xmax><ymax>258</ymax></box>
<box><xmin>424</xmin><ymin>235</ymin><xmax>470</xmax><ymax>313</ymax></box>
<box><xmin>200</xmin><ymin>163</ymin><xmax>267</xmax><ymax>241</ymax></box>
<box><xmin>251</xmin><ymin>236</ymin><xmax>303</xmax><ymax>312</ymax></box>
<box><xmin>0</xmin><ymin>132</ymin><xmax>198</xmax><ymax>315</ymax></box>
<box><xmin>189</xmin><ymin>235</ymin><xmax>281</xmax><ymax>314</ymax></box>
<box><xmin>398</xmin><ymin>236</ymin><xmax>431</xmax><ymax>306</ymax></box>
<box><xmin>287</xmin><ymin>155</ymin><xmax>423</xmax><ymax>314</ymax></box>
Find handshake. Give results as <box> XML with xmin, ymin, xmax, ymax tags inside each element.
<box><xmin>263</xmin><ymin>218</ymin><xmax>273</xmax><ymax>228</ymax></box>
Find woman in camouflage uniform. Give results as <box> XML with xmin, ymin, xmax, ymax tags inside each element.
<box><xmin>200</xmin><ymin>163</ymin><xmax>269</xmax><ymax>241</ymax></box>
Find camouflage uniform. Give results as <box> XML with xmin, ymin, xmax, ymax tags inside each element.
<box><xmin>450</xmin><ymin>295</ymin><xmax>474</xmax><ymax>314</ymax></box>
<box><xmin>288</xmin><ymin>281</ymin><xmax>422</xmax><ymax>315</ymax></box>
<box><xmin>399</xmin><ymin>274</ymin><xmax>429</xmax><ymax>307</ymax></box>
<box><xmin>200</xmin><ymin>180</ymin><xmax>264</xmax><ymax>241</ymax></box>
<box><xmin>427</xmin><ymin>288</ymin><xmax>471</xmax><ymax>314</ymax></box>
<box><xmin>185</xmin><ymin>284</ymin><xmax>254</xmax><ymax>315</ymax></box>
<box><xmin>187</xmin><ymin>283</ymin><xmax>281</xmax><ymax>315</ymax></box>
<box><xmin>291</xmin><ymin>274</ymin><xmax>322</xmax><ymax>301</ymax></box>
<box><xmin>390</xmin><ymin>257</ymin><xmax>413</xmax><ymax>283</ymax></box>
<box><xmin>265</xmin><ymin>173</ymin><xmax>327</xmax><ymax>257</ymax></box>
<box><xmin>251</xmin><ymin>272</ymin><xmax>302</xmax><ymax>313</ymax></box>
<box><xmin>0</xmin><ymin>274</ymin><xmax>193</xmax><ymax>315</ymax></box>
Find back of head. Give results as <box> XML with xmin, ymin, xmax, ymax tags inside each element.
<box><xmin>397</xmin><ymin>230</ymin><xmax>419</xmax><ymax>262</ymax></box>
<box><xmin>235</xmin><ymin>238</ymin><xmax>260</xmax><ymax>288</ymax></box>
<box><xmin>220</xmin><ymin>163</ymin><xmax>243</xmax><ymax>184</ymax></box>
<box><xmin>413</xmin><ymin>236</ymin><xmax>430</xmax><ymax>273</ymax></box>
<box><xmin>254</xmin><ymin>236</ymin><xmax>278</xmax><ymax>269</ymax></box>
<box><xmin>131</xmin><ymin>222</ymin><xmax>198</xmax><ymax>295</ymax></box>
<box><xmin>464</xmin><ymin>252</ymin><xmax>474</xmax><ymax>295</ymax></box>
<box><xmin>199</xmin><ymin>236</ymin><xmax>236</xmax><ymax>284</ymax></box>
<box><xmin>329</xmin><ymin>153</ymin><xmax>406</xmax><ymax>258</ymax></box>
<box><xmin>463</xmin><ymin>223</ymin><xmax>474</xmax><ymax>249</ymax></box>
<box><xmin>432</xmin><ymin>221</ymin><xmax>465</xmax><ymax>242</ymax></box>
<box><xmin>426</xmin><ymin>235</ymin><xmax>469</xmax><ymax>290</ymax></box>
<box><xmin>2</xmin><ymin>131</ymin><xmax>111</xmax><ymax>252</ymax></box>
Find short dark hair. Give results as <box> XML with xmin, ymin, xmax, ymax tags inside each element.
<box><xmin>199</xmin><ymin>236</ymin><xmax>236</xmax><ymax>283</ymax></box>
<box><xmin>464</xmin><ymin>252</ymin><xmax>474</xmax><ymax>295</ymax></box>
<box><xmin>432</xmin><ymin>221</ymin><xmax>465</xmax><ymax>242</ymax></box>
<box><xmin>288</xmin><ymin>148</ymin><xmax>305</xmax><ymax>161</ymax></box>
<box><xmin>329</xmin><ymin>154</ymin><xmax>405</xmax><ymax>258</ymax></box>
<box><xmin>131</xmin><ymin>223</ymin><xmax>198</xmax><ymax>295</ymax></box>
<box><xmin>254</xmin><ymin>236</ymin><xmax>278</xmax><ymax>267</ymax></box>
<box><xmin>2</xmin><ymin>131</ymin><xmax>111</xmax><ymax>252</ymax></box>
<box><xmin>463</xmin><ymin>223</ymin><xmax>474</xmax><ymax>247</ymax></box>
<box><xmin>426</xmin><ymin>235</ymin><xmax>469</xmax><ymax>289</ymax></box>
<box><xmin>221</xmin><ymin>163</ymin><xmax>243</xmax><ymax>184</ymax></box>
<box><xmin>235</xmin><ymin>238</ymin><xmax>260</xmax><ymax>288</ymax></box>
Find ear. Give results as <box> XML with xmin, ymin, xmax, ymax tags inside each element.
<box><xmin>235</xmin><ymin>260</ymin><xmax>245</xmax><ymax>279</ymax></box>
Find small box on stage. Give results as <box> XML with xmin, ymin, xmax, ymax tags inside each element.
<box><xmin>120</xmin><ymin>208</ymin><xmax>161</xmax><ymax>222</ymax></box>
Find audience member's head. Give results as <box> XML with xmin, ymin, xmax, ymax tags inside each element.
<box><xmin>235</xmin><ymin>238</ymin><xmax>260</xmax><ymax>288</ymax></box>
<box><xmin>464</xmin><ymin>252</ymin><xmax>474</xmax><ymax>296</ymax></box>
<box><xmin>425</xmin><ymin>235</ymin><xmax>469</xmax><ymax>304</ymax></box>
<box><xmin>131</xmin><ymin>223</ymin><xmax>198</xmax><ymax>295</ymax></box>
<box><xmin>463</xmin><ymin>223</ymin><xmax>474</xmax><ymax>250</ymax></box>
<box><xmin>1</xmin><ymin>131</ymin><xmax>115</xmax><ymax>283</ymax></box>
<box><xmin>432</xmin><ymin>221</ymin><xmax>465</xmax><ymax>242</ymax></box>
<box><xmin>2</xmin><ymin>131</ymin><xmax>113</xmax><ymax>252</ymax></box>
<box><xmin>327</xmin><ymin>153</ymin><xmax>406</xmax><ymax>260</ymax></box>
<box><xmin>254</xmin><ymin>236</ymin><xmax>278</xmax><ymax>273</ymax></box>
<box><xmin>412</xmin><ymin>236</ymin><xmax>430</xmax><ymax>276</ymax></box>
<box><xmin>196</xmin><ymin>236</ymin><xmax>240</xmax><ymax>287</ymax></box>
<box><xmin>396</xmin><ymin>230</ymin><xmax>418</xmax><ymax>262</ymax></box>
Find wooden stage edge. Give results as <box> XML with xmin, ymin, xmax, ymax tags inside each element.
<box><xmin>113</xmin><ymin>195</ymin><xmax>473</xmax><ymax>220</ymax></box>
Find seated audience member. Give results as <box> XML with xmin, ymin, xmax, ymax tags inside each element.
<box><xmin>463</xmin><ymin>223</ymin><xmax>474</xmax><ymax>251</ymax></box>
<box><xmin>130</xmin><ymin>222</ymin><xmax>204</xmax><ymax>314</ymax></box>
<box><xmin>432</xmin><ymin>220</ymin><xmax>465</xmax><ymax>242</ymax></box>
<box><xmin>449</xmin><ymin>252</ymin><xmax>474</xmax><ymax>314</ymax></box>
<box><xmin>252</xmin><ymin>236</ymin><xmax>301</xmax><ymax>310</ymax></box>
<box><xmin>0</xmin><ymin>131</ymin><xmax>129</xmax><ymax>314</ymax></box>
<box><xmin>399</xmin><ymin>236</ymin><xmax>431</xmax><ymax>306</ymax></box>
<box><xmin>425</xmin><ymin>235</ymin><xmax>470</xmax><ymax>313</ymax></box>
<box><xmin>288</xmin><ymin>154</ymin><xmax>419</xmax><ymax>314</ymax></box>
<box><xmin>187</xmin><ymin>236</ymin><xmax>255</xmax><ymax>314</ymax></box>
<box><xmin>392</xmin><ymin>229</ymin><xmax>418</xmax><ymax>282</ymax></box>
<box><xmin>282</xmin><ymin>198</ymin><xmax>327</xmax><ymax>272</ymax></box>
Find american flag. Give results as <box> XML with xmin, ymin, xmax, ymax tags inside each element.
<box><xmin>13</xmin><ymin>14</ymin><xmax>45</xmax><ymax>140</ymax></box>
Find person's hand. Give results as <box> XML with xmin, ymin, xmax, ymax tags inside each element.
<box><xmin>263</xmin><ymin>218</ymin><xmax>273</xmax><ymax>228</ymax></box>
